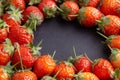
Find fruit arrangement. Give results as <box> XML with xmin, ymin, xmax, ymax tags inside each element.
<box><xmin>1</xmin><ymin>0</ymin><xmax>120</xmax><ymax>80</ymax></box>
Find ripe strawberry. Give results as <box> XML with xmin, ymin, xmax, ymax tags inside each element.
<box><xmin>73</xmin><ymin>56</ymin><xmax>92</xmax><ymax>73</ymax></box>
<box><xmin>97</xmin><ymin>15</ymin><xmax>120</xmax><ymax>36</ymax></box>
<box><xmin>107</xmin><ymin>35</ymin><xmax>120</xmax><ymax>50</ymax></box>
<box><xmin>8</xmin><ymin>26</ymin><xmax>33</xmax><ymax>45</ymax></box>
<box><xmin>78</xmin><ymin>0</ymin><xmax>100</xmax><ymax>7</ymax></box>
<box><xmin>11</xmin><ymin>70</ymin><xmax>37</xmax><ymax>80</ymax></box>
<box><xmin>24</xmin><ymin>0</ymin><xmax>41</xmax><ymax>5</ymax></box>
<box><xmin>0</xmin><ymin>19</ymin><xmax>9</xmax><ymax>43</ymax></box>
<box><xmin>53</xmin><ymin>61</ymin><xmax>75</xmax><ymax>80</ymax></box>
<box><xmin>12</xmin><ymin>43</ymin><xmax>40</xmax><ymax>69</ymax></box>
<box><xmin>100</xmin><ymin>0</ymin><xmax>120</xmax><ymax>16</ymax></box>
<box><xmin>2</xmin><ymin>6</ymin><xmax>22</xmax><ymax>28</ymax></box>
<box><xmin>78</xmin><ymin>7</ymin><xmax>102</xmax><ymax>27</ymax></box>
<box><xmin>38</xmin><ymin>0</ymin><xmax>57</xmax><ymax>18</ymax></box>
<box><xmin>109</xmin><ymin>48</ymin><xmax>120</xmax><ymax>69</ymax></box>
<box><xmin>33</xmin><ymin>55</ymin><xmax>56</xmax><ymax>78</ymax></box>
<box><xmin>0</xmin><ymin>39</ymin><xmax>14</xmax><ymax>65</ymax></box>
<box><xmin>9</xmin><ymin>0</ymin><xmax>26</xmax><ymax>10</ymax></box>
<box><xmin>22</xmin><ymin>6</ymin><xmax>44</xmax><ymax>30</ymax></box>
<box><xmin>59</xmin><ymin>1</ymin><xmax>79</xmax><ymax>21</ymax></box>
<box><xmin>75</xmin><ymin>72</ymin><xmax>100</xmax><ymax>80</ymax></box>
<box><xmin>93</xmin><ymin>58</ymin><xmax>114</xmax><ymax>80</ymax></box>
<box><xmin>0</xmin><ymin>63</ymin><xmax>16</xmax><ymax>80</ymax></box>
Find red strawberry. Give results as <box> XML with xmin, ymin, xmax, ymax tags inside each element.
<box><xmin>12</xmin><ymin>43</ymin><xmax>40</xmax><ymax>69</ymax></box>
<box><xmin>11</xmin><ymin>70</ymin><xmax>37</xmax><ymax>80</ymax></box>
<box><xmin>78</xmin><ymin>7</ymin><xmax>103</xmax><ymax>27</ymax></box>
<box><xmin>0</xmin><ymin>63</ymin><xmax>17</xmax><ymax>80</ymax></box>
<box><xmin>100</xmin><ymin>0</ymin><xmax>120</xmax><ymax>16</ymax></box>
<box><xmin>93</xmin><ymin>58</ymin><xmax>114</xmax><ymax>80</ymax></box>
<box><xmin>0</xmin><ymin>39</ymin><xmax>14</xmax><ymax>66</ymax></box>
<box><xmin>75</xmin><ymin>72</ymin><xmax>100</xmax><ymax>80</ymax></box>
<box><xmin>0</xmin><ymin>19</ymin><xmax>9</xmax><ymax>43</ymax></box>
<box><xmin>8</xmin><ymin>26</ymin><xmax>33</xmax><ymax>45</ymax></box>
<box><xmin>2</xmin><ymin>6</ymin><xmax>22</xmax><ymax>28</ymax></box>
<box><xmin>9</xmin><ymin>0</ymin><xmax>26</xmax><ymax>10</ymax></box>
<box><xmin>78</xmin><ymin>0</ymin><xmax>100</xmax><ymax>7</ymax></box>
<box><xmin>59</xmin><ymin>1</ymin><xmax>79</xmax><ymax>21</ymax></box>
<box><xmin>73</xmin><ymin>56</ymin><xmax>92</xmax><ymax>73</ymax></box>
<box><xmin>53</xmin><ymin>61</ymin><xmax>75</xmax><ymax>80</ymax></box>
<box><xmin>109</xmin><ymin>48</ymin><xmax>120</xmax><ymax>69</ymax></box>
<box><xmin>33</xmin><ymin>55</ymin><xmax>56</xmax><ymax>78</ymax></box>
<box><xmin>22</xmin><ymin>6</ymin><xmax>44</xmax><ymax>30</ymax></box>
<box><xmin>38</xmin><ymin>0</ymin><xmax>57</xmax><ymax>18</ymax></box>
<box><xmin>97</xmin><ymin>15</ymin><xmax>120</xmax><ymax>36</ymax></box>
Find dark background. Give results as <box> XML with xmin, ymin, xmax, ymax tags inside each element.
<box><xmin>34</xmin><ymin>16</ymin><xmax>110</xmax><ymax>61</ymax></box>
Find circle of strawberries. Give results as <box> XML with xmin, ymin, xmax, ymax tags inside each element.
<box><xmin>0</xmin><ymin>0</ymin><xmax>120</xmax><ymax>80</ymax></box>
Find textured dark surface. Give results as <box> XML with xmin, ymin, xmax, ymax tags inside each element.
<box><xmin>34</xmin><ymin>16</ymin><xmax>110</xmax><ymax>61</ymax></box>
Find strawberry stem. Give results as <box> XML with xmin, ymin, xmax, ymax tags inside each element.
<box><xmin>97</xmin><ymin>32</ymin><xmax>108</xmax><ymax>39</ymax></box>
<box><xmin>84</xmin><ymin>53</ymin><xmax>93</xmax><ymax>63</ymax></box>
<box><xmin>107</xmin><ymin>44</ymin><xmax>112</xmax><ymax>51</ymax></box>
<box><xmin>73</xmin><ymin>46</ymin><xmax>77</xmax><ymax>58</ymax></box>
<box><xmin>56</xmin><ymin>6</ymin><xmax>64</xmax><ymax>13</ymax></box>
<box><xmin>15</xmin><ymin>43</ymin><xmax>24</xmax><ymax>71</ymax></box>
<box><xmin>52</xmin><ymin>51</ymin><xmax>56</xmax><ymax>58</ymax></box>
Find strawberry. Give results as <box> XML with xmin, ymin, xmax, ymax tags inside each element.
<box><xmin>0</xmin><ymin>19</ymin><xmax>9</xmax><ymax>43</ymax></box>
<box><xmin>24</xmin><ymin>0</ymin><xmax>41</xmax><ymax>5</ymax></box>
<box><xmin>75</xmin><ymin>72</ymin><xmax>100</xmax><ymax>80</ymax></box>
<box><xmin>78</xmin><ymin>0</ymin><xmax>100</xmax><ymax>7</ymax></box>
<box><xmin>0</xmin><ymin>63</ymin><xmax>17</xmax><ymax>80</ymax></box>
<box><xmin>93</xmin><ymin>58</ymin><xmax>114</xmax><ymax>80</ymax></box>
<box><xmin>11</xmin><ymin>70</ymin><xmax>37</xmax><ymax>80</ymax></box>
<box><xmin>100</xmin><ymin>0</ymin><xmax>120</xmax><ymax>16</ymax></box>
<box><xmin>11</xmin><ymin>43</ymin><xmax>40</xmax><ymax>69</ymax></box>
<box><xmin>33</xmin><ymin>55</ymin><xmax>56</xmax><ymax>78</ymax></box>
<box><xmin>73</xmin><ymin>56</ymin><xmax>92</xmax><ymax>73</ymax></box>
<box><xmin>8</xmin><ymin>26</ymin><xmax>33</xmax><ymax>45</ymax></box>
<box><xmin>53</xmin><ymin>61</ymin><xmax>75</xmax><ymax>80</ymax></box>
<box><xmin>58</xmin><ymin>1</ymin><xmax>79</xmax><ymax>21</ymax></box>
<box><xmin>97</xmin><ymin>15</ymin><xmax>120</xmax><ymax>36</ymax></box>
<box><xmin>22</xmin><ymin>6</ymin><xmax>44</xmax><ymax>30</ymax></box>
<box><xmin>78</xmin><ymin>7</ymin><xmax>103</xmax><ymax>28</ymax></box>
<box><xmin>0</xmin><ymin>39</ymin><xmax>14</xmax><ymax>66</ymax></box>
<box><xmin>9</xmin><ymin>0</ymin><xmax>26</xmax><ymax>10</ymax></box>
<box><xmin>2</xmin><ymin>6</ymin><xmax>22</xmax><ymax>28</ymax></box>
<box><xmin>38</xmin><ymin>0</ymin><xmax>57</xmax><ymax>18</ymax></box>
<box><xmin>109</xmin><ymin>48</ymin><xmax>120</xmax><ymax>69</ymax></box>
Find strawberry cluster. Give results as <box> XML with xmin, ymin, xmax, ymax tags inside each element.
<box><xmin>0</xmin><ymin>0</ymin><xmax>120</xmax><ymax>80</ymax></box>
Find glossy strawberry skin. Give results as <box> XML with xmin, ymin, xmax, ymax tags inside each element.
<box><xmin>11</xmin><ymin>45</ymin><xmax>35</xmax><ymax>68</ymax></box>
<box><xmin>2</xmin><ymin>13</ymin><xmax>20</xmax><ymax>28</ymax></box>
<box><xmin>73</xmin><ymin>57</ymin><xmax>92</xmax><ymax>73</ymax></box>
<box><xmin>33</xmin><ymin>55</ymin><xmax>56</xmax><ymax>78</ymax></box>
<box><xmin>0</xmin><ymin>66</ymin><xmax>9</xmax><ymax>80</ymax></box>
<box><xmin>53</xmin><ymin>62</ymin><xmax>75</xmax><ymax>80</ymax></box>
<box><xmin>0</xmin><ymin>28</ymin><xmax>8</xmax><ymax>43</ymax></box>
<box><xmin>100</xmin><ymin>0</ymin><xmax>120</xmax><ymax>16</ymax></box>
<box><xmin>22</xmin><ymin>6</ymin><xmax>44</xmax><ymax>24</ymax></box>
<box><xmin>78</xmin><ymin>7</ymin><xmax>103</xmax><ymax>27</ymax></box>
<box><xmin>60</xmin><ymin>1</ymin><xmax>79</xmax><ymax>21</ymax></box>
<box><xmin>98</xmin><ymin>15</ymin><xmax>120</xmax><ymax>36</ymax></box>
<box><xmin>93</xmin><ymin>58</ymin><xmax>114</xmax><ymax>80</ymax></box>
<box><xmin>0</xmin><ymin>44</ymin><xmax>11</xmax><ymax>66</ymax></box>
<box><xmin>109</xmin><ymin>35</ymin><xmax>120</xmax><ymax>50</ymax></box>
<box><xmin>79</xmin><ymin>0</ymin><xmax>100</xmax><ymax>7</ymax></box>
<box><xmin>38</xmin><ymin>0</ymin><xmax>57</xmax><ymax>18</ymax></box>
<box><xmin>11</xmin><ymin>71</ymin><xmax>37</xmax><ymax>80</ymax></box>
<box><xmin>10</xmin><ymin>0</ymin><xmax>26</xmax><ymax>10</ymax></box>
<box><xmin>8</xmin><ymin>26</ymin><xmax>33</xmax><ymax>45</ymax></box>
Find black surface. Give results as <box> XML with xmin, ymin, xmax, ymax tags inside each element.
<box><xmin>34</xmin><ymin>16</ymin><xmax>110</xmax><ymax>61</ymax></box>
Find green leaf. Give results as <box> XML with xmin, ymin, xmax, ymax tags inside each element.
<box><xmin>78</xmin><ymin>7</ymin><xmax>86</xmax><ymax>22</ymax></box>
<box><xmin>29</xmin><ymin>0</ymin><xmax>41</xmax><ymax>5</ymax></box>
<box><xmin>0</xmin><ymin>19</ymin><xmax>8</xmax><ymax>28</ymax></box>
<box><xmin>79</xmin><ymin>0</ymin><xmax>90</xmax><ymax>6</ymax></box>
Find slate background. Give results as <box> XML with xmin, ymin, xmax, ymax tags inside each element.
<box><xmin>33</xmin><ymin>16</ymin><xmax>110</xmax><ymax>61</ymax></box>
